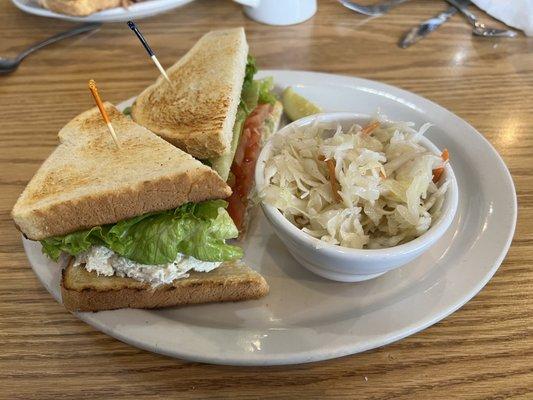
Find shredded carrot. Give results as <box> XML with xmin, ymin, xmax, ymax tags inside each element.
<box><xmin>379</xmin><ymin>169</ymin><xmax>387</xmax><ymax>179</ymax></box>
<box><xmin>324</xmin><ymin>158</ymin><xmax>342</xmax><ymax>203</ymax></box>
<box><xmin>432</xmin><ymin>149</ymin><xmax>449</xmax><ymax>183</ymax></box>
<box><xmin>432</xmin><ymin>167</ymin><xmax>444</xmax><ymax>183</ymax></box>
<box><xmin>361</xmin><ymin>121</ymin><xmax>380</xmax><ymax>135</ymax></box>
<box><xmin>441</xmin><ymin>148</ymin><xmax>449</xmax><ymax>162</ymax></box>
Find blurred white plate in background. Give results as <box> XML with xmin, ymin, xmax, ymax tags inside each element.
<box><xmin>11</xmin><ymin>0</ymin><xmax>194</xmax><ymax>22</ymax></box>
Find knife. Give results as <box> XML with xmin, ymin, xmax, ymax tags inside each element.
<box><xmin>399</xmin><ymin>6</ymin><xmax>458</xmax><ymax>48</ymax></box>
<box><xmin>445</xmin><ymin>0</ymin><xmax>517</xmax><ymax>37</ymax></box>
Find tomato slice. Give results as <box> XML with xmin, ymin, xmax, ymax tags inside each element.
<box><xmin>227</xmin><ymin>104</ymin><xmax>272</xmax><ymax>233</ymax></box>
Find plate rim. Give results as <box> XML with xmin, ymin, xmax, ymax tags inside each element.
<box><xmin>25</xmin><ymin>70</ymin><xmax>517</xmax><ymax>366</ymax></box>
<box><xmin>11</xmin><ymin>0</ymin><xmax>194</xmax><ymax>22</ymax></box>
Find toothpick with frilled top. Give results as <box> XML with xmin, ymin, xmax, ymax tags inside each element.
<box><xmin>88</xmin><ymin>79</ymin><xmax>120</xmax><ymax>148</ymax></box>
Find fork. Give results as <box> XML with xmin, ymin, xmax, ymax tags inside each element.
<box><xmin>338</xmin><ymin>0</ymin><xmax>409</xmax><ymax>16</ymax></box>
<box><xmin>0</xmin><ymin>23</ymin><xmax>101</xmax><ymax>75</ymax></box>
<box><xmin>446</xmin><ymin>0</ymin><xmax>517</xmax><ymax>37</ymax></box>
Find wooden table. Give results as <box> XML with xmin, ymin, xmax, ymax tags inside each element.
<box><xmin>1</xmin><ymin>1</ymin><xmax>531</xmax><ymax>398</ymax></box>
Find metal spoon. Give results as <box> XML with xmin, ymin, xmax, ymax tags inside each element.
<box><xmin>445</xmin><ymin>0</ymin><xmax>517</xmax><ymax>37</ymax></box>
<box><xmin>338</xmin><ymin>0</ymin><xmax>409</xmax><ymax>16</ymax></box>
<box><xmin>0</xmin><ymin>23</ymin><xmax>101</xmax><ymax>75</ymax></box>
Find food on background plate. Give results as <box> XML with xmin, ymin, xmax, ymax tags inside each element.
<box><xmin>11</xmin><ymin>103</ymin><xmax>268</xmax><ymax>312</ymax></box>
<box><xmin>259</xmin><ymin>115</ymin><xmax>450</xmax><ymax>249</ymax></box>
<box><xmin>282</xmin><ymin>87</ymin><xmax>322</xmax><ymax>121</ymax></box>
<box><xmin>131</xmin><ymin>28</ymin><xmax>283</xmax><ymax>236</ymax></box>
<box><xmin>39</xmin><ymin>0</ymin><xmax>147</xmax><ymax>16</ymax></box>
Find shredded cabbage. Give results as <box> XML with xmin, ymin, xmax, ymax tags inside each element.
<box><xmin>260</xmin><ymin>114</ymin><xmax>449</xmax><ymax>249</ymax></box>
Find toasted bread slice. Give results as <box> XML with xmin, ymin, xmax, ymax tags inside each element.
<box><xmin>11</xmin><ymin>103</ymin><xmax>231</xmax><ymax>241</ymax></box>
<box><xmin>62</xmin><ymin>259</ymin><xmax>269</xmax><ymax>311</ymax></box>
<box><xmin>131</xmin><ymin>28</ymin><xmax>248</xmax><ymax>160</ymax></box>
<box><xmin>39</xmin><ymin>0</ymin><xmax>123</xmax><ymax>16</ymax></box>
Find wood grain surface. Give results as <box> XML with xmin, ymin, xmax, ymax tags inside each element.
<box><xmin>0</xmin><ymin>0</ymin><xmax>531</xmax><ymax>399</ymax></box>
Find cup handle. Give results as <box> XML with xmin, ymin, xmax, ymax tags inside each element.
<box><xmin>233</xmin><ymin>0</ymin><xmax>260</xmax><ymax>7</ymax></box>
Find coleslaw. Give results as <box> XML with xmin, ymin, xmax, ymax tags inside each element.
<box><xmin>259</xmin><ymin>115</ymin><xmax>450</xmax><ymax>249</ymax></box>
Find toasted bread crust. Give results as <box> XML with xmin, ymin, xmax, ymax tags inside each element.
<box><xmin>61</xmin><ymin>260</ymin><xmax>269</xmax><ymax>311</ymax></box>
<box><xmin>39</xmin><ymin>0</ymin><xmax>123</xmax><ymax>16</ymax></box>
<box><xmin>15</xmin><ymin>168</ymin><xmax>229</xmax><ymax>240</ymax></box>
<box><xmin>11</xmin><ymin>103</ymin><xmax>231</xmax><ymax>240</ymax></box>
<box><xmin>132</xmin><ymin>28</ymin><xmax>248</xmax><ymax>159</ymax></box>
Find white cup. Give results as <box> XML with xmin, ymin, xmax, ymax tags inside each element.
<box><xmin>234</xmin><ymin>0</ymin><xmax>317</xmax><ymax>26</ymax></box>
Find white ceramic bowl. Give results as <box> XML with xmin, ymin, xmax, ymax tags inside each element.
<box><xmin>255</xmin><ymin>113</ymin><xmax>459</xmax><ymax>282</ymax></box>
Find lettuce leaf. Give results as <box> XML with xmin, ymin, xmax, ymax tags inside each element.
<box><xmin>241</xmin><ymin>80</ymin><xmax>259</xmax><ymax>114</ymax></box>
<box><xmin>240</xmin><ymin>77</ymin><xmax>276</xmax><ymax>112</ymax></box>
<box><xmin>41</xmin><ymin>226</ymin><xmax>104</xmax><ymax>261</ymax></box>
<box><xmin>40</xmin><ymin>200</ymin><xmax>243</xmax><ymax>264</ymax></box>
<box><xmin>258</xmin><ymin>77</ymin><xmax>277</xmax><ymax>105</ymax></box>
<box><xmin>242</xmin><ymin>56</ymin><xmax>277</xmax><ymax>111</ymax></box>
<box><xmin>240</xmin><ymin>56</ymin><xmax>259</xmax><ymax>114</ymax></box>
<box><xmin>244</xmin><ymin>55</ymin><xmax>258</xmax><ymax>87</ymax></box>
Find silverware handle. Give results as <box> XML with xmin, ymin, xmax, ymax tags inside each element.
<box><xmin>17</xmin><ymin>23</ymin><xmax>101</xmax><ymax>61</ymax></box>
<box><xmin>445</xmin><ymin>0</ymin><xmax>477</xmax><ymax>26</ymax></box>
<box><xmin>339</xmin><ymin>0</ymin><xmax>408</xmax><ymax>16</ymax></box>
<box><xmin>399</xmin><ymin>6</ymin><xmax>457</xmax><ymax>48</ymax></box>
<box><xmin>386</xmin><ymin>0</ymin><xmax>409</xmax><ymax>6</ymax></box>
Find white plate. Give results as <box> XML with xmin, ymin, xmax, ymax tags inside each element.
<box><xmin>11</xmin><ymin>0</ymin><xmax>194</xmax><ymax>22</ymax></box>
<box><xmin>24</xmin><ymin>70</ymin><xmax>516</xmax><ymax>366</ymax></box>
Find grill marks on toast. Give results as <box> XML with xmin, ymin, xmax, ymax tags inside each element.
<box><xmin>132</xmin><ymin>28</ymin><xmax>248</xmax><ymax>159</ymax></box>
<box><xmin>11</xmin><ymin>103</ymin><xmax>231</xmax><ymax>240</ymax></box>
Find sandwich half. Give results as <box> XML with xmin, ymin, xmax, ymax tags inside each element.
<box><xmin>12</xmin><ymin>103</ymin><xmax>268</xmax><ymax>312</ymax></box>
<box><xmin>131</xmin><ymin>28</ymin><xmax>283</xmax><ymax>235</ymax></box>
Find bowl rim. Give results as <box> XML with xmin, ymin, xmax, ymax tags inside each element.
<box><xmin>255</xmin><ymin>112</ymin><xmax>459</xmax><ymax>258</ymax></box>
